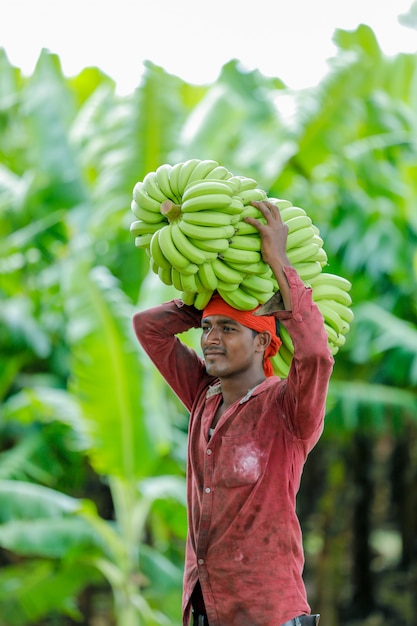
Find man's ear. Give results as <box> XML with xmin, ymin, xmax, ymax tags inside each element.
<box><xmin>256</xmin><ymin>331</ymin><xmax>272</xmax><ymax>352</ymax></box>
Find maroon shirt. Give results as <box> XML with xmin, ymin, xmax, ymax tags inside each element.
<box><xmin>133</xmin><ymin>267</ymin><xmax>334</xmax><ymax>625</ymax></box>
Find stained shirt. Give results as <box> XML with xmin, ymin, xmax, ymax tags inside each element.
<box><xmin>133</xmin><ymin>267</ymin><xmax>334</xmax><ymax>626</ymax></box>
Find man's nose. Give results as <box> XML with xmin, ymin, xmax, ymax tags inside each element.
<box><xmin>205</xmin><ymin>327</ymin><xmax>221</xmax><ymax>343</ymax></box>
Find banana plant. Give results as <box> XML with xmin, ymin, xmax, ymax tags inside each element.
<box><xmin>0</xmin><ymin>49</ymin><xmax>193</xmax><ymax>625</ymax></box>
<box><xmin>0</xmin><ymin>258</ymin><xmax>188</xmax><ymax>626</ymax></box>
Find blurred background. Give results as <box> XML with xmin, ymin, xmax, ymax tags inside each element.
<box><xmin>1</xmin><ymin>1</ymin><xmax>417</xmax><ymax>625</ymax></box>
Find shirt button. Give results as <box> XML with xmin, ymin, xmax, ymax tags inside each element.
<box><xmin>205</xmin><ymin>487</ymin><xmax>211</xmax><ymax>493</ymax></box>
<box><xmin>206</xmin><ymin>449</ymin><xmax>212</xmax><ymax>455</ymax></box>
<box><xmin>198</xmin><ymin>558</ymin><xmax>204</xmax><ymax>565</ymax></box>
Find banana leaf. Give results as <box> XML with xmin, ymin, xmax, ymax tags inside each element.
<box><xmin>62</xmin><ymin>259</ymin><xmax>173</xmax><ymax>480</ymax></box>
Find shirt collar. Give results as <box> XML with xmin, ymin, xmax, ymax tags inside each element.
<box><xmin>205</xmin><ymin>378</ymin><xmax>273</xmax><ymax>402</ymax></box>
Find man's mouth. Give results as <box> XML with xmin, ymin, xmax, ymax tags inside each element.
<box><xmin>204</xmin><ymin>350</ymin><xmax>225</xmax><ymax>357</ymax></box>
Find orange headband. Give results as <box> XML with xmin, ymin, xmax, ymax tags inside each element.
<box><xmin>202</xmin><ymin>294</ymin><xmax>282</xmax><ymax>377</ymax></box>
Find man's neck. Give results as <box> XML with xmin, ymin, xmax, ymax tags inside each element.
<box><xmin>218</xmin><ymin>373</ymin><xmax>266</xmax><ymax>409</ymax></box>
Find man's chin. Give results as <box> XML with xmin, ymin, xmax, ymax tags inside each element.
<box><xmin>205</xmin><ymin>362</ymin><xmax>225</xmax><ymax>377</ymax></box>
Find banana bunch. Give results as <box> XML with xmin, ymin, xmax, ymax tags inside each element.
<box><xmin>130</xmin><ymin>159</ymin><xmax>353</xmax><ymax>376</ymax></box>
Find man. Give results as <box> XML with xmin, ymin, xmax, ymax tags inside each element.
<box><xmin>133</xmin><ymin>200</ymin><xmax>334</xmax><ymax>625</ymax></box>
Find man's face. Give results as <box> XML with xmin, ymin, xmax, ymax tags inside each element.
<box><xmin>200</xmin><ymin>314</ymin><xmax>261</xmax><ymax>378</ymax></box>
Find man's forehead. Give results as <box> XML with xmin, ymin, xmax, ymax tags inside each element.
<box><xmin>201</xmin><ymin>314</ymin><xmax>241</xmax><ymax>325</ymax></box>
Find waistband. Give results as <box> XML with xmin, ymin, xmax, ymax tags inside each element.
<box><xmin>192</xmin><ymin>613</ymin><xmax>320</xmax><ymax>626</ymax></box>
<box><xmin>281</xmin><ymin>615</ymin><xmax>320</xmax><ymax>626</ymax></box>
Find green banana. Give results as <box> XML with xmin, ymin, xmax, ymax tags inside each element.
<box><xmin>311</xmin><ymin>233</ymin><xmax>324</xmax><ymax>248</ymax></box>
<box><xmin>218</xmin><ymin>177</ymin><xmax>241</xmax><ymax>194</ymax></box>
<box><xmin>240</xmin><ymin>274</ymin><xmax>275</xmax><ymax>294</ymax></box>
<box><xmin>316</xmin><ymin>300</ymin><xmax>349</xmax><ymax>334</ymax></box>
<box><xmin>132</xmin><ymin>182</ymin><xmax>162</xmax><ymax>212</ymax></box>
<box><xmin>171</xmin><ymin>267</ymin><xmax>183</xmax><ymax>291</ymax></box>
<box><xmin>150</xmin><ymin>229</ymin><xmax>172</xmax><ymax>270</ymax></box>
<box><xmin>181</xmin><ymin>193</ymin><xmax>233</xmax><ymax>213</ymax></box>
<box><xmin>279</xmin><ymin>340</ymin><xmax>294</xmax><ymax>367</ymax></box>
<box><xmin>181</xmin><ymin>210</ymin><xmax>234</xmax><ymax>228</ymax></box>
<box><xmin>194</xmin><ymin>289</ymin><xmax>215</xmax><ymax>310</ymax></box>
<box><xmin>229</xmin><ymin>213</ymin><xmax>241</xmax><ymax>224</ymax></box>
<box><xmin>130</xmin><ymin>220</ymin><xmax>162</xmax><ymax>236</ymax></box>
<box><xmin>278</xmin><ymin>324</ymin><xmax>294</xmax><ymax>354</ymax></box>
<box><xmin>286</xmin><ymin>226</ymin><xmax>315</xmax><ymax>250</ymax></box>
<box><xmin>205</xmin><ymin>165</ymin><xmax>233</xmax><ymax>180</ymax></box>
<box><xmin>158</xmin><ymin>224</ymin><xmax>202</xmax><ymax>274</ymax></box>
<box><xmin>256</xmin><ymin>290</ymin><xmax>275</xmax><ymax>305</ymax></box>
<box><xmin>216</xmin><ymin>280</ymin><xmax>241</xmax><ymax>292</ymax></box>
<box><xmin>149</xmin><ymin>257</ymin><xmax>159</xmax><ymax>275</ymax></box>
<box><xmin>313</xmin><ymin>246</ymin><xmax>328</xmax><ymax>266</ymax></box>
<box><xmin>328</xmin><ymin>300</ymin><xmax>354</xmax><ymax>324</ymax></box>
<box><xmin>334</xmin><ymin>332</ymin><xmax>346</xmax><ymax>347</ymax></box>
<box><xmin>189</xmin><ymin>237</ymin><xmax>230</xmax><ymax>254</ymax></box>
<box><xmin>134</xmin><ymin>233</ymin><xmax>153</xmax><ymax>249</ymax></box>
<box><xmin>186</xmin><ymin>159</ymin><xmax>220</xmax><ymax>185</ymax></box>
<box><xmin>181</xmin><ymin>290</ymin><xmax>196</xmax><ymax>306</ymax></box>
<box><xmin>229</xmin><ymin>234</ymin><xmax>262</xmax><ymax>252</ymax></box>
<box><xmin>158</xmin><ymin>265</ymin><xmax>173</xmax><ymax>286</ymax></box>
<box><xmin>157</xmin><ymin>224</ymin><xmax>195</xmax><ymax>271</ymax></box>
<box><xmin>177</xmin><ymin>159</ymin><xmax>201</xmax><ymax>194</ymax></box>
<box><xmin>234</xmin><ymin>219</ymin><xmax>266</xmax><ymax>235</ymax></box>
<box><xmin>294</xmin><ymin>261</ymin><xmax>322</xmax><ymax>282</ymax></box>
<box><xmin>312</xmin><ymin>283</ymin><xmax>353</xmax><ymax>307</ymax></box>
<box><xmin>217</xmin><ymin>286</ymin><xmax>260</xmax><ymax>311</ymax></box>
<box><xmin>143</xmin><ymin>171</ymin><xmax>168</xmax><ymax>203</ymax></box>
<box><xmin>180</xmin><ymin>271</ymin><xmax>199</xmax><ymax>293</ymax></box>
<box><xmin>182</xmin><ymin>291</ymin><xmax>195</xmax><ymax>307</ymax></box>
<box><xmin>309</xmin><ymin>272</ymin><xmax>352</xmax><ymax>292</ymax></box>
<box><xmin>228</xmin><ymin>176</ymin><xmax>258</xmax><ymax>192</ymax></box>
<box><xmin>131</xmin><ymin>200</ymin><xmax>167</xmax><ymax>224</ymax></box>
<box><xmin>197</xmin><ymin>262</ymin><xmax>219</xmax><ymax>291</ymax></box>
<box><xmin>178</xmin><ymin>220</ymin><xmax>236</xmax><ymax>241</ymax></box>
<box><xmin>285</xmin><ymin>215</ymin><xmax>313</xmax><ymax>233</ymax></box>
<box><xmin>238</xmin><ymin>188</ymin><xmax>267</xmax><ymax>205</ymax></box>
<box><xmin>182</xmin><ymin>179</ymin><xmax>234</xmax><ymax>201</ymax></box>
<box><xmin>270</xmin><ymin>198</ymin><xmax>293</xmax><ymax>210</ymax></box>
<box><xmin>240</xmin><ymin>205</ymin><xmax>264</xmax><ymax>219</ymax></box>
<box><xmin>323</xmin><ymin>322</ymin><xmax>339</xmax><ymax>345</ymax></box>
<box><xmin>211</xmin><ymin>257</ymin><xmax>244</xmax><ymax>284</ymax></box>
<box><xmin>233</xmin><ymin>221</ymin><xmax>258</xmax><ymax>235</ymax></box>
<box><xmin>226</xmin><ymin>260</ymin><xmax>270</xmax><ymax>275</ymax></box>
<box><xmin>156</xmin><ymin>163</ymin><xmax>175</xmax><ymax>200</ymax></box>
<box><xmin>279</xmin><ymin>206</ymin><xmax>307</xmax><ymax>221</ymax></box>
<box><xmin>219</xmin><ymin>246</ymin><xmax>261</xmax><ymax>265</ymax></box>
<box><xmin>271</xmin><ymin>349</ymin><xmax>291</xmax><ymax>378</ymax></box>
<box><xmin>170</xmin><ymin>222</ymin><xmax>213</xmax><ymax>264</ymax></box>
<box><xmin>168</xmin><ymin>162</ymin><xmax>183</xmax><ymax>201</ymax></box>
<box><xmin>287</xmin><ymin>241</ymin><xmax>320</xmax><ymax>265</ymax></box>
<box><xmin>227</xmin><ymin>196</ymin><xmax>245</xmax><ymax>214</ymax></box>
<box><xmin>328</xmin><ymin>343</ymin><xmax>340</xmax><ymax>356</ymax></box>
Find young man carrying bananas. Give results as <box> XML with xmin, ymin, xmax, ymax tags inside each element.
<box><xmin>133</xmin><ymin>200</ymin><xmax>334</xmax><ymax>626</ymax></box>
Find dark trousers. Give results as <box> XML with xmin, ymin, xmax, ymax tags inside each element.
<box><xmin>191</xmin><ymin>581</ymin><xmax>320</xmax><ymax>625</ymax></box>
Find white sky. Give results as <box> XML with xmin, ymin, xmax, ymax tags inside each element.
<box><xmin>1</xmin><ymin>0</ymin><xmax>416</xmax><ymax>94</ymax></box>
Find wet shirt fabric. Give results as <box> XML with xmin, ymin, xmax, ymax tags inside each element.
<box><xmin>133</xmin><ymin>267</ymin><xmax>334</xmax><ymax>626</ymax></box>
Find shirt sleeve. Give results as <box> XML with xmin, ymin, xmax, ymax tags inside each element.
<box><xmin>274</xmin><ymin>266</ymin><xmax>335</xmax><ymax>441</ymax></box>
<box><xmin>132</xmin><ymin>299</ymin><xmax>211</xmax><ymax>411</ymax></box>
